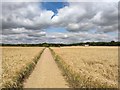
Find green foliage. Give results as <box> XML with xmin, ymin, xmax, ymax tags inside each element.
<box><xmin>1</xmin><ymin>41</ymin><xmax>120</xmax><ymax>47</ymax></box>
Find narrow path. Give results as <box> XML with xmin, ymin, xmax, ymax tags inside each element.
<box><xmin>24</xmin><ymin>48</ymin><xmax>68</xmax><ymax>88</ymax></box>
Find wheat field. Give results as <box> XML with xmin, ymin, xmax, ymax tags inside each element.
<box><xmin>1</xmin><ymin>47</ymin><xmax>44</xmax><ymax>88</ymax></box>
<box><xmin>51</xmin><ymin>46</ymin><xmax>118</xmax><ymax>88</ymax></box>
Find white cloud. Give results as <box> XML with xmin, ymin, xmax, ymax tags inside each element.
<box><xmin>2</xmin><ymin>0</ymin><xmax>41</xmax><ymax>2</ymax></box>
<box><xmin>67</xmin><ymin>0</ymin><xmax>119</xmax><ymax>2</ymax></box>
<box><xmin>2</xmin><ymin>0</ymin><xmax>119</xmax><ymax>2</ymax></box>
<box><xmin>2</xmin><ymin>2</ymin><xmax>54</xmax><ymax>30</ymax></box>
<box><xmin>52</xmin><ymin>2</ymin><xmax>118</xmax><ymax>33</ymax></box>
<box><xmin>1</xmin><ymin>2</ymin><xmax>118</xmax><ymax>43</ymax></box>
<box><xmin>44</xmin><ymin>32</ymin><xmax>117</xmax><ymax>44</ymax></box>
<box><xmin>52</xmin><ymin>4</ymin><xmax>88</xmax><ymax>26</ymax></box>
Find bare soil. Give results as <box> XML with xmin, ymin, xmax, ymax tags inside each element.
<box><xmin>24</xmin><ymin>48</ymin><xmax>68</xmax><ymax>88</ymax></box>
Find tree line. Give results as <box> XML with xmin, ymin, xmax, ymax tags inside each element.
<box><xmin>1</xmin><ymin>41</ymin><xmax>120</xmax><ymax>47</ymax></box>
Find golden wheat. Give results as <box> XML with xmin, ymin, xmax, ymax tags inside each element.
<box><xmin>51</xmin><ymin>46</ymin><xmax>118</xmax><ymax>88</ymax></box>
<box><xmin>1</xmin><ymin>47</ymin><xmax>44</xmax><ymax>88</ymax></box>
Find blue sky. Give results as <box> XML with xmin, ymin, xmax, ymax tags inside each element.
<box><xmin>45</xmin><ymin>27</ymin><xmax>68</xmax><ymax>33</ymax></box>
<box><xmin>41</xmin><ymin>2</ymin><xmax>68</xmax><ymax>14</ymax></box>
<box><xmin>41</xmin><ymin>2</ymin><xmax>69</xmax><ymax>35</ymax></box>
<box><xmin>41</xmin><ymin>2</ymin><xmax>69</xmax><ymax>18</ymax></box>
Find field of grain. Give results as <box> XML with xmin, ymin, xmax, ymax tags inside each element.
<box><xmin>51</xmin><ymin>46</ymin><xmax>118</xmax><ymax>88</ymax></box>
<box><xmin>1</xmin><ymin>47</ymin><xmax>44</xmax><ymax>88</ymax></box>
<box><xmin>0</xmin><ymin>47</ymin><xmax>2</xmax><ymax>88</ymax></box>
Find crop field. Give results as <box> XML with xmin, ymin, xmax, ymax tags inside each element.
<box><xmin>51</xmin><ymin>46</ymin><xmax>118</xmax><ymax>88</ymax></box>
<box><xmin>1</xmin><ymin>47</ymin><xmax>44</xmax><ymax>88</ymax></box>
<box><xmin>1</xmin><ymin>46</ymin><xmax>119</xmax><ymax>88</ymax></box>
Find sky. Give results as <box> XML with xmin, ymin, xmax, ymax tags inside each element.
<box><xmin>1</xmin><ymin>0</ymin><xmax>119</xmax><ymax>44</ymax></box>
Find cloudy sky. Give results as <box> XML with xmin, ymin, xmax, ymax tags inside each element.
<box><xmin>1</xmin><ymin>0</ymin><xmax>119</xmax><ymax>44</ymax></box>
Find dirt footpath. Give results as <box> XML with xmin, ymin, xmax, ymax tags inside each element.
<box><xmin>24</xmin><ymin>48</ymin><xmax>68</xmax><ymax>88</ymax></box>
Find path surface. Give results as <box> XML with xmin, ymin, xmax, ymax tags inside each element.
<box><xmin>24</xmin><ymin>48</ymin><xmax>68</xmax><ymax>88</ymax></box>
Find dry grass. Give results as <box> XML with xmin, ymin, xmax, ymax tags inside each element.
<box><xmin>1</xmin><ymin>47</ymin><xmax>44</xmax><ymax>88</ymax></box>
<box><xmin>51</xmin><ymin>46</ymin><xmax>118</xmax><ymax>88</ymax></box>
<box><xmin>0</xmin><ymin>47</ymin><xmax>2</xmax><ymax>88</ymax></box>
